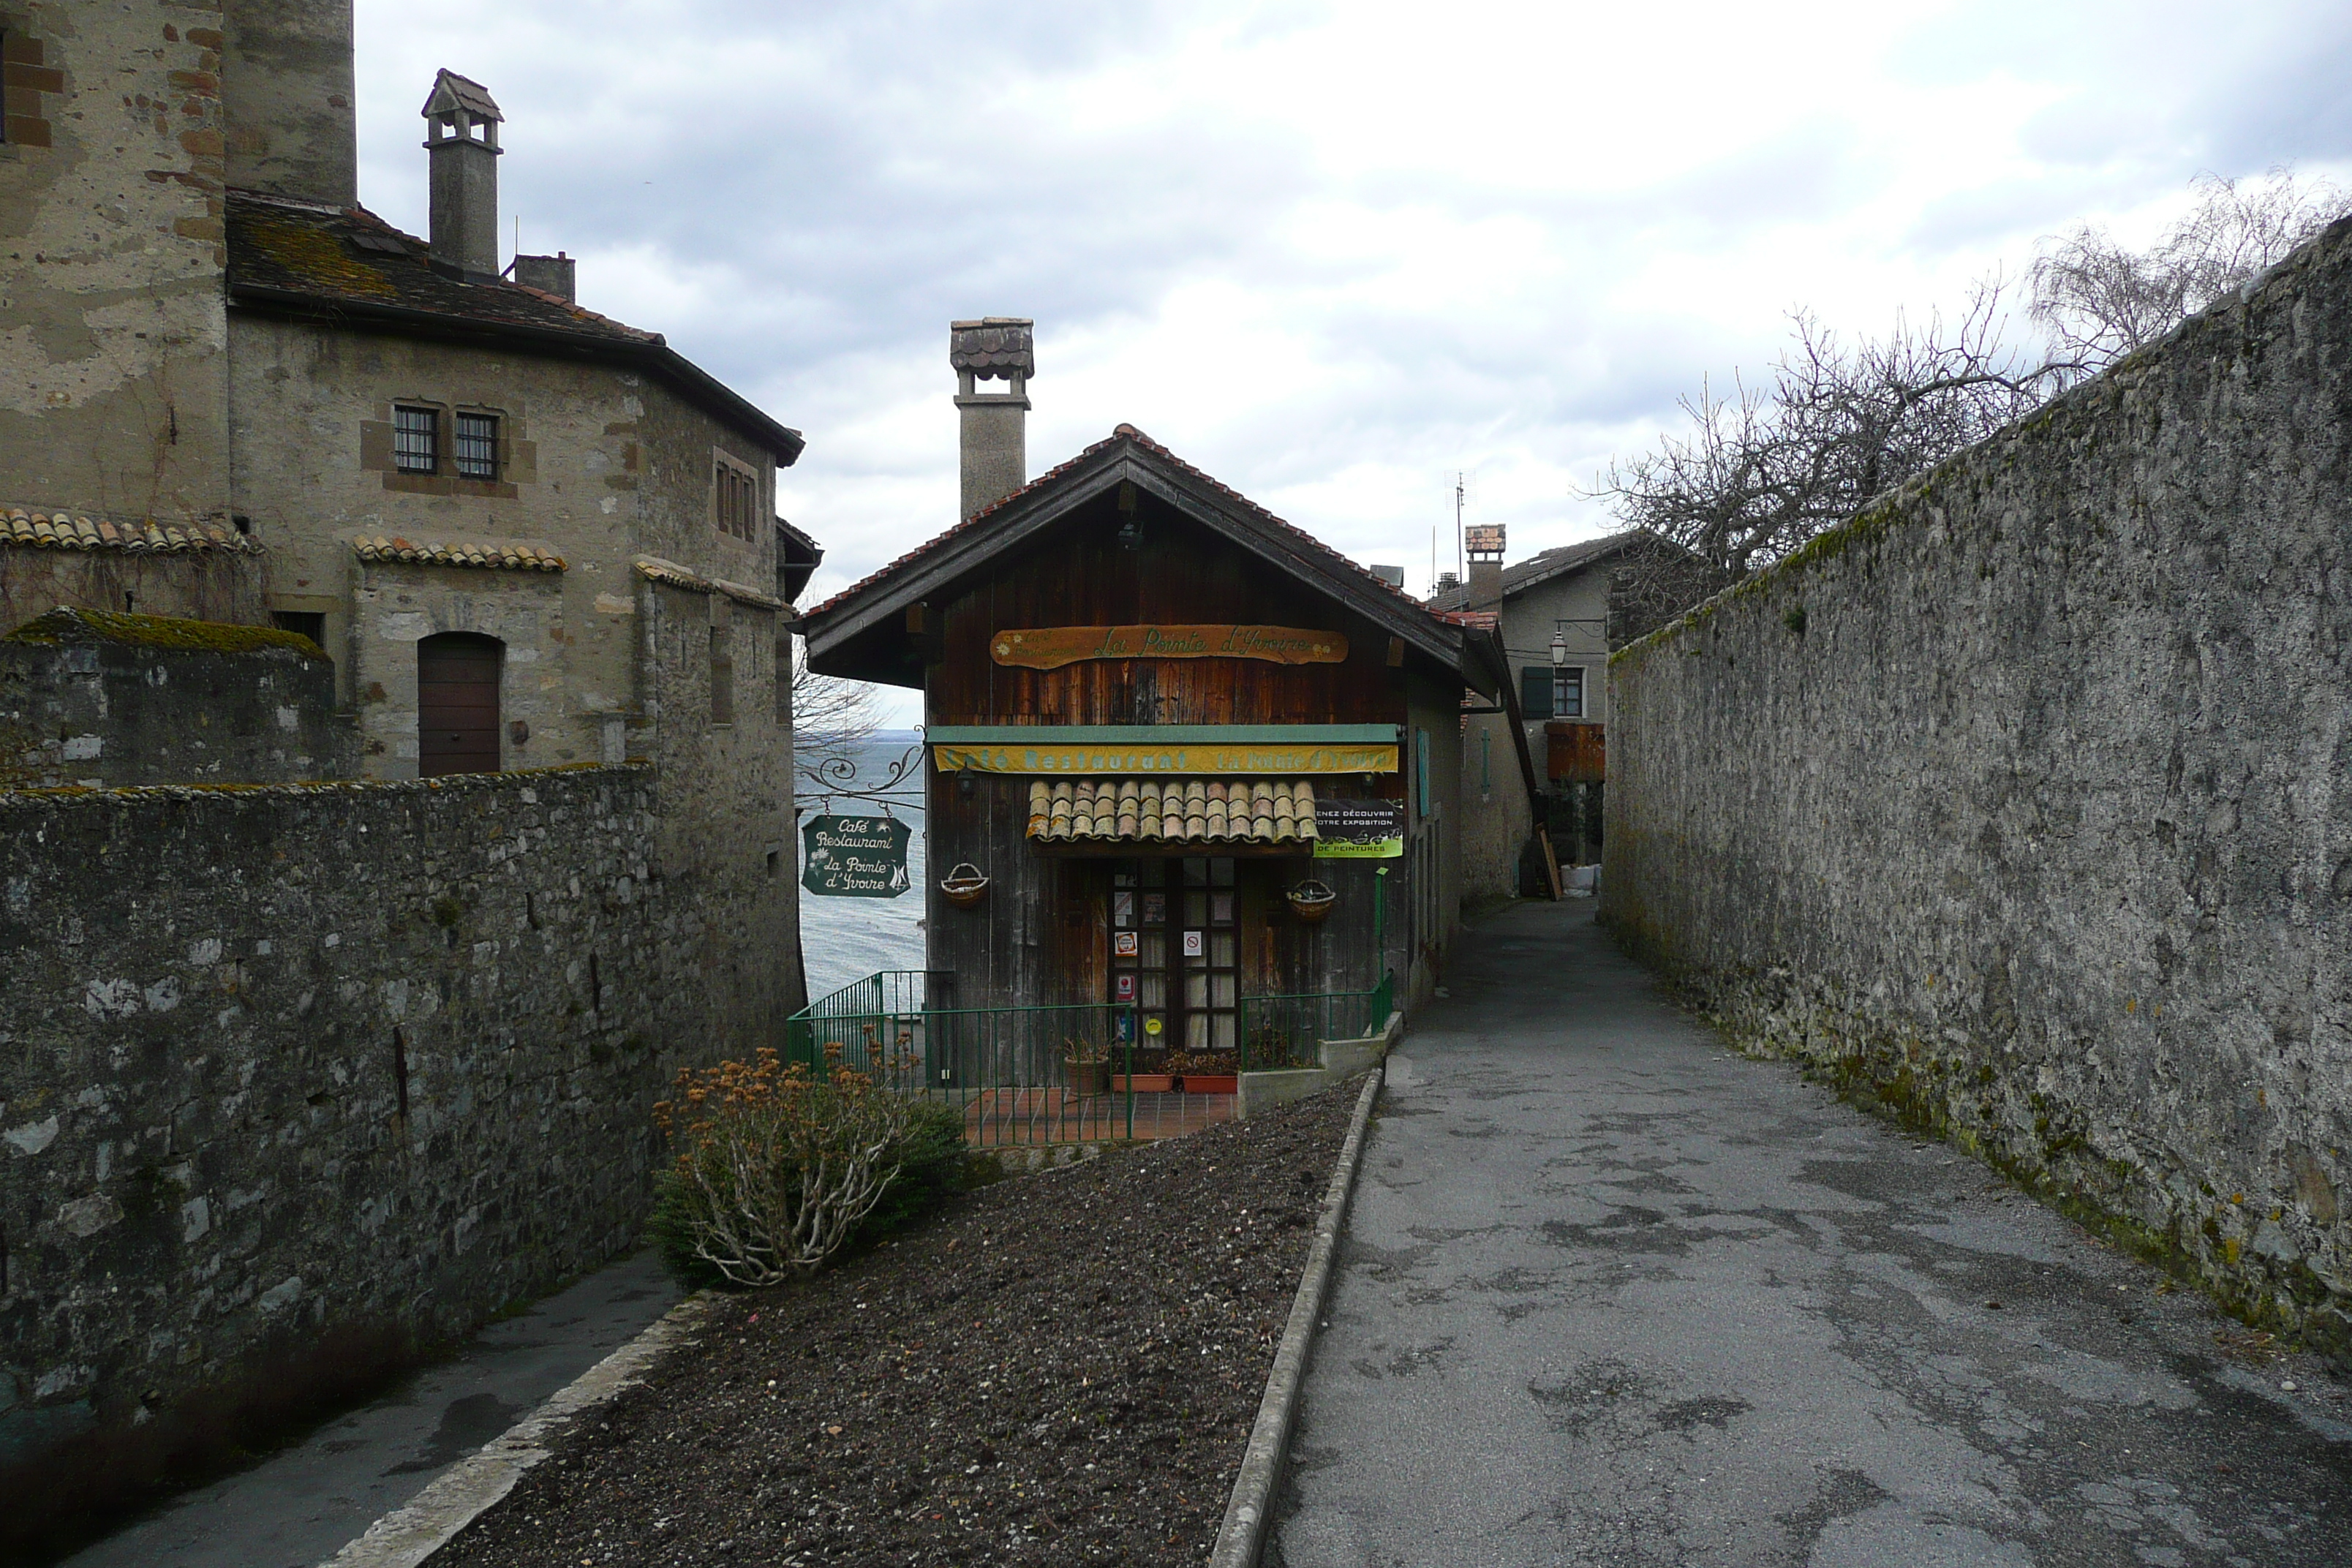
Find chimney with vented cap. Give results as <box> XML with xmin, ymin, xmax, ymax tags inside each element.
<box><xmin>421</xmin><ymin>69</ymin><xmax>502</xmax><ymax>281</ymax></box>
<box><xmin>951</xmin><ymin>318</ymin><xmax>1033</xmax><ymax>519</ymax></box>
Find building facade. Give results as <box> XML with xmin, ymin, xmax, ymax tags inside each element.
<box><xmin>804</xmin><ymin>325</ymin><xmax>1510</xmax><ymax>1041</ymax></box>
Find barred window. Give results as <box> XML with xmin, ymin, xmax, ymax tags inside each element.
<box><xmin>393</xmin><ymin>407</ymin><xmax>439</xmax><ymax>474</ymax></box>
<box><xmin>454</xmin><ymin>412</ymin><xmax>499</xmax><ymax>480</ymax></box>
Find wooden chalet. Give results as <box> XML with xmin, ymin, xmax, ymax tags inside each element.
<box><xmin>802</xmin><ymin>327</ymin><xmax>1516</xmax><ymax>1079</ymax></box>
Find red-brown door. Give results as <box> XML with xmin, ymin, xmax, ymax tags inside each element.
<box><xmin>418</xmin><ymin>633</ymin><xmax>502</xmax><ymax>777</ymax></box>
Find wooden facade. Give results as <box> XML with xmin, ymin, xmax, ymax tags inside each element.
<box><xmin>804</xmin><ymin>428</ymin><xmax>1507</xmax><ymax>1041</ymax></box>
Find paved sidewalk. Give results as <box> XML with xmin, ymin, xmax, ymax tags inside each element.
<box><xmin>1274</xmin><ymin>900</ymin><xmax>2352</xmax><ymax>1567</ymax></box>
<box><xmin>61</xmin><ymin>1250</ymin><xmax>678</xmax><ymax>1568</ymax></box>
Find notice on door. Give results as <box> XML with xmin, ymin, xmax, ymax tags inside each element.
<box><xmin>801</xmin><ymin>814</ymin><xmax>913</xmax><ymax>899</ymax></box>
<box><xmin>1312</xmin><ymin>798</ymin><xmax>1406</xmax><ymax>858</ymax></box>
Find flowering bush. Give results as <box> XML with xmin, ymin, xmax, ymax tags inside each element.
<box><xmin>650</xmin><ymin>1044</ymin><xmax>924</xmax><ymax>1285</ymax></box>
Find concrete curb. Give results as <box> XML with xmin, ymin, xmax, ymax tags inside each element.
<box><xmin>1210</xmin><ymin>1064</ymin><xmax>1385</xmax><ymax>1568</ymax></box>
<box><xmin>317</xmin><ymin>1291</ymin><xmax>714</xmax><ymax>1568</ymax></box>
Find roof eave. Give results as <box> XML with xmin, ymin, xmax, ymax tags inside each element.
<box><xmin>804</xmin><ymin>438</ymin><xmax>1469</xmax><ymax>681</ymax></box>
<box><xmin>227</xmin><ymin>282</ymin><xmax>806</xmax><ymax>467</ymax></box>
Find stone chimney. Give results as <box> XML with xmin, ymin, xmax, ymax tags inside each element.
<box><xmin>1466</xmin><ymin>524</ymin><xmax>1505</xmax><ymax>608</ymax></box>
<box><xmin>951</xmin><ymin>318</ymin><xmax>1034</xmax><ymax>519</ymax></box>
<box><xmin>513</xmin><ymin>252</ymin><xmax>576</xmax><ymax>302</ymax></box>
<box><xmin>421</xmin><ymin>69</ymin><xmax>502</xmax><ymax>281</ymax></box>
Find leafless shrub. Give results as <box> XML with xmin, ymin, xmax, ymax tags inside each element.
<box><xmin>652</xmin><ymin>1044</ymin><xmax>918</xmax><ymax>1284</ymax></box>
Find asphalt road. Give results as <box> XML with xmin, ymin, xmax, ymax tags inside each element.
<box><xmin>1273</xmin><ymin>898</ymin><xmax>2352</xmax><ymax>1567</ymax></box>
<box><xmin>59</xmin><ymin>1249</ymin><xmax>679</xmax><ymax>1568</ymax></box>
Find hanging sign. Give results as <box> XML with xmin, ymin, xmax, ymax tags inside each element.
<box><xmin>1313</xmin><ymin>798</ymin><xmax>1406</xmax><ymax>859</ymax></box>
<box><xmin>991</xmin><ymin>625</ymin><xmax>1348</xmax><ymax>670</ymax></box>
<box><xmin>800</xmin><ymin>814</ymin><xmax>912</xmax><ymax>899</ymax></box>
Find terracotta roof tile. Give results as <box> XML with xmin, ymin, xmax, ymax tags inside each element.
<box><xmin>351</xmin><ymin>535</ymin><xmax>565</xmax><ymax>571</ymax></box>
<box><xmin>1025</xmin><ymin>777</ymin><xmax>1321</xmax><ymax>846</ymax></box>
<box><xmin>633</xmin><ymin>555</ymin><xmax>788</xmax><ymax>612</ymax></box>
<box><xmin>2</xmin><ymin>506</ymin><xmax>263</xmax><ymax>555</ymax></box>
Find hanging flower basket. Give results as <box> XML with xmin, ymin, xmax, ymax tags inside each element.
<box><xmin>940</xmin><ymin>863</ymin><xmax>990</xmax><ymax>908</ymax></box>
<box><xmin>1286</xmin><ymin>878</ymin><xmax>1337</xmax><ymax>924</ymax></box>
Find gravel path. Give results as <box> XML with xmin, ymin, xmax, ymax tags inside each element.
<box><xmin>432</xmin><ymin>1076</ymin><xmax>1365</xmax><ymax>1567</ymax></box>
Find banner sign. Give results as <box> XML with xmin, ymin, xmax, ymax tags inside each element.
<box><xmin>1312</xmin><ymin>798</ymin><xmax>1406</xmax><ymax>859</ymax></box>
<box><xmin>991</xmin><ymin>625</ymin><xmax>1348</xmax><ymax>670</ymax></box>
<box><xmin>932</xmin><ymin>739</ymin><xmax>1396</xmax><ymax>776</ymax></box>
<box><xmin>800</xmin><ymin>815</ymin><xmax>912</xmax><ymax>899</ymax></box>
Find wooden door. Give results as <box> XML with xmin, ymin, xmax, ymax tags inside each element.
<box><xmin>418</xmin><ymin>633</ymin><xmax>502</xmax><ymax>777</ymax></box>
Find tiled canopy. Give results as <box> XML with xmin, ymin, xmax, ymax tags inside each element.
<box><xmin>1026</xmin><ymin>778</ymin><xmax>1319</xmax><ymax>846</ymax></box>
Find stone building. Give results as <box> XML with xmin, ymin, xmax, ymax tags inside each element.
<box><xmin>0</xmin><ymin>4</ymin><xmax>821</xmax><ymax>1533</ymax></box>
<box><xmin>0</xmin><ymin>1</ymin><xmax>818</xmax><ymax>1047</ymax></box>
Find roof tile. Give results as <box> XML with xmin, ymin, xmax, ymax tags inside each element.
<box><xmin>3</xmin><ymin>506</ymin><xmax>263</xmax><ymax>556</ymax></box>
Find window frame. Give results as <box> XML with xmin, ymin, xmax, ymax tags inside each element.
<box><xmin>1557</xmin><ymin>665</ymin><xmax>1587</xmax><ymax>720</ymax></box>
<box><xmin>712</xmin><ymin>449</ymin><xmax>761</xmax><ymax>542</ymax></box>
<box><xmin>392</xmin><ymin>405</ymin><xmax>441</xmax><ymax>475</ymax></box>
<box><xmin>453</xmin><ymin>410</ymin><xmax>500</xmax><ymax>481</ymax></box>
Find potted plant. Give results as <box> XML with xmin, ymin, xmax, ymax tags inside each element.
<box><xmin>1166</xmin><ymin>1048</ymin><xmax>1240</xmax><ymax>1096</ymax></box>
<box><xmin>1063</xmin><ymin>1039</ymin><xmax>1110</xmax><ymax>1098</ymax></box>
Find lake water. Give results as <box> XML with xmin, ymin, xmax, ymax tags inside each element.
<box><xmin>798</xmin><ymin>732</ymin><xmax>928</xmax><ymax>1003</ymax></box>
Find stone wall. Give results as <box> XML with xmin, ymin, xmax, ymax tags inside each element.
<box><xmin>1602</xmin><ymin>219</ymin><xmax>2352</xmax><ymax>1349</ymax></box>
<box><xmin>0</xmin><ymin>608</ymin><xmax>347</xmax><ymax>788</ymax></box>
<box><xmin>0</xmin><ymin>765</ymin><xmax>696</xmax><ymax>1494</ymax></box>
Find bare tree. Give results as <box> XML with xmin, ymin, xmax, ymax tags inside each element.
<box><xmin>2031</xmin><ymin>170</ymin><xmax>2351</xmax><ymax>367</ymax></box>
<box><xmin>1595</xmin><ymin>281</ymin><xmax>2067</xmax><ymax>592</ymax></box>
<box><xmin>1594</xmin><ymin>170</ymin><xmax>2352</xmax><ymax>632</ymax></box>
<box><xmin>791</xmin><ymin>638</ymin><xmax>889</xmax><ymax>796</ymax></box>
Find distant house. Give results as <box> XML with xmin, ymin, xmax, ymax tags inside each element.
<box><xmin>1430</xmin><ymin>531</ymin><xmax>1658</xmax><ymax>867</ymax></box>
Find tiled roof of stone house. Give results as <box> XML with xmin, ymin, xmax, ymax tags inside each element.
<box><xmin>1424</xmin><ymin>529</ymin><xmax>1654</xmax><ymax>612</ymax></box>
<box><xmin>225</xmin><ymin>191</ymin><xmax>805</xmax><ymax>465</ymax></box>
<box><xmin>2</xmin><ymin>507</ymin><xmax>263</xmax><ymax>555</ymax></box>
<box><xmin>350</xmin><ymin>535</ymin><xmax>565</xmax><ymax>571</ymax></box>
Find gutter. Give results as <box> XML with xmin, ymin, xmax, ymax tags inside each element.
<box><xmin>227</xmin><ymin>283</ymin><xmax>806</xmax><ymax>467</ymax></box>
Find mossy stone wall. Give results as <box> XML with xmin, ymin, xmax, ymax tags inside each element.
<box><xmin>1602</xmin><ymin>218</ymin><xmax>2352</xmax><ymax>1352</ymax></box>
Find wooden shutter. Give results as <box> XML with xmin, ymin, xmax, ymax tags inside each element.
<box><xmin>418</xmin><ymin>633</ymin><xmax>502</xmax><ymax>776</ymax></box>
<box><xmin>1519</xmin><ymin>666</ymin><xmax>1555</xmax><ymax>719</ymax></box>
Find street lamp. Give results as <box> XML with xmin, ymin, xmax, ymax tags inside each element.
<box><xmin>1549</xmin><ymin>629</ymin><xmax>1567</xmax><ymax>668</ymax></box>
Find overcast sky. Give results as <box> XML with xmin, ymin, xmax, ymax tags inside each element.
<box><xmin>352</xmin><ymin>0</ymin><xmax>2352</xmax><ymax>720</ymax></box>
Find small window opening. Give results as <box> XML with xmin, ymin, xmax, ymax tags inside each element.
<box><xmin>588</xmin><ymin>951</ymin><xmax>603</xmax><ymax>1014</ymax></box>
<box><xmin>709</xmin><ymin>619</ymin><xmax>734</xmax><ymax>725</ymax></box>
<box><xmin>392</xmin><ymin>1027</ymin><xmax>410</xmax><ymax>1120</ymax></box>
<box><xmin>454</xmin><ymin>412</ymin><xmax>499</xmax><ymax>480</ymax></box>
<box><xmin>232</xmin><ymin>514</ymin><xmax>252</xmax><ymax>535</ymax></box>
<box><xmin>766</xmin><ymin>849</ymin><xmax>780</xmax><ymax>880</ymax></box>
<box><xmin>393</xmin><ymin>406</ymin><xmax>439</xmax><ymax>473</ymax></box>
<box><xmin>271</xmin><ymin>611</ymin><xmax>326</xmax><ymax>649</ymax></box>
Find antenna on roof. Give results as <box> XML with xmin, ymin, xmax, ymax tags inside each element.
<box><xmin>1452</xmin><ymin>470</ymin><xmax>1478</xmax><ymax>586</ymax></box>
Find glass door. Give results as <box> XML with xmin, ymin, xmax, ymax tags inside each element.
<box><xmin>1110</xmin><ymin>856</ymin><xmax>1239</xmax><ymax>1057</ymax></box>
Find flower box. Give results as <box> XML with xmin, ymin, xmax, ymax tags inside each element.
<box><xmin>1177</xmin><ymin>1074</ymin><xmax>1238</xmax><ymax>1095</ymax></box>
<box><xmin>1112</xmin><ymin>1074</ymin><xmax>1176</xmax><ymax>1093</ymax></box>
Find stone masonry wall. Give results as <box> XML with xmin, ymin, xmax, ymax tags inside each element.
<box><xmin>1602</xmin><ymin>217</ymin><xmax>2352</xmax><ymax>1350</ymax></box>
<box><xmin>0</xmin><ymin>608</ymin><xmax>347</xmax><ymax>788</ymax></box>
<box><xmin>0</xmin><ymin>765</ymin><xmax>689</xmax><ymax>1480</ymax></box>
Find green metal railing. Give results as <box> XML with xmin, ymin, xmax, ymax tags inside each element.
<box><xmin>1237</xmin><ymin>970</ymin><xmax>1395</xmax><ymax>1071</ymax></box>
<box><xmin>785</xmin><ymin>972</ymin><xmax>1139</xmax><ymax>1145</ymax></box>
<box><xmin>784</xmin><ymin>968</ymin><xmax>1396</xmax><ymax>1146</ymax></box>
